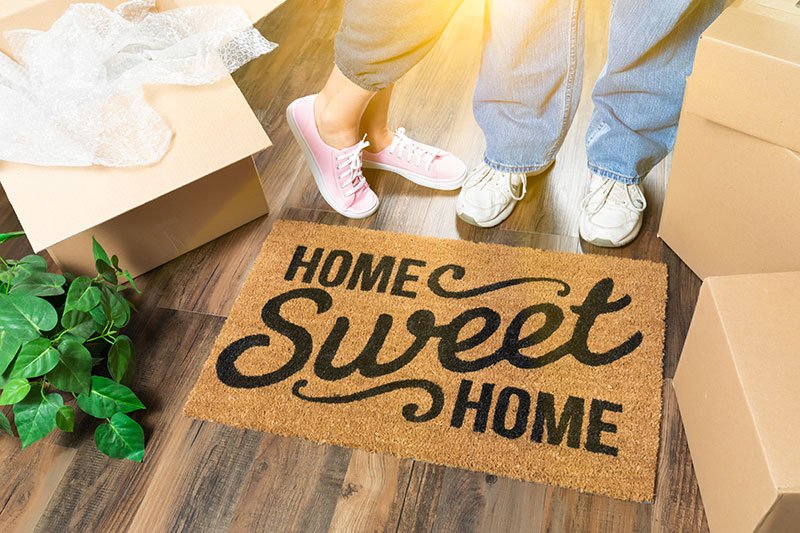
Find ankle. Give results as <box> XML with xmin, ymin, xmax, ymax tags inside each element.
<box><xmin>314</xmin><ymin>97</ymin><xmax>360</xmax><ymax>150</ymax></box>
<box><xmin>363</xmin><ymin>127</ymin><xmax>394</xmax><ymax>153</ymax></box>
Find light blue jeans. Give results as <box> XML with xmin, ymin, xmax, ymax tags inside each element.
<box><xmin>474</xmin><ymin>0</ymin><xmax>725</xmax><ymax>183</ymax></box>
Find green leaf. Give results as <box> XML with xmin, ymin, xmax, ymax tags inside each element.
<box><xmin>0</xmin><ymin>255</ymin><xmax>50</xmax><ymax>294</ymax></box>
<box><xmin>0</xmin><ymin>377</ymin><xmax>30</xmax><ymax>405</ymax></box>
<box><xmin>0</xmin><ymin>266</ymin><xmax>13</xmax><ymax>286</ymax></box>
<box><xmin>47</xmin><ymin>339</ymin><xmax>91</xmax><ymax>395</ymax></box>
<box><xmin>96</xmin><ymin>260</ymin><xmax>118</xmax><ymax>285</ymax></box>
<box><xmin>0</xmin><ymin>411</ymin><xmax>12</xmax><ymax>436</ymax></box>
<box><xmin>0</xmin><ymin>330</ymin><xmax>22</xmax><ymax>375</ymax></box>
<box><xmin>9</xmin><ymin>272</ymin><xmax>66</xmax><ymax>297</ymax></box>
<box><xmin>92</xmin><ymin>238</ymin><xmax>112</xmax><ymax>268</ymax></box>
<box><xmin>60</xmin><ymin>310</ymin><xmax>96</xmax><ymax>341</ymax></box>
<box><xmin>65</xmin><ymin>276</ymin><xmax>102</xmax><ymax>312</ymax></box>
<box><xmin>108</xmin><ymin>335</ymin><xmax>133</xmax><ymax>383</ymax></box>
<box><xmin>111</xmin><ymin>255</ymin><xmax>121</xmax><ymax>272</ymax></box>
<box><xmin>94</xmin><ymin>412</ymin><xmax>144</xmax><ymax>462</ymax></box>
<box><xmin>14</xmin><ymin>255</ymin><xmax>47</xmax><ymax>271</ymax></box>
<box><xmin>0</xmin><ymin>231</ymin><xmax>25</xmax><ymax>244</ymax></box>
<box><xmin>76</xmin><ymin>376</ymin><xmax>144</xmax><ymax>418</ymax></box>
<box><xmin>13</xmin><ymin>385</ymin><xmax>63</xmax><ymax>448</ymax></box>
<box><xmin>93</xmin><ymin>239</ymin><xmax>117</xmax><ymax>284</ymax></box>
<box><xmin>89</xmin><ymin>285</ymin><xmax>130</xmax><ymax>330</ymax></box>
<box><xmin>56</xmin><ymin>405</ymin><xmax>74</xmax><ymax>432</ymax></box>
<box><xmin>0</xmin><ymin>294</ymin><xmax>58</xmax><ymax>344</ymax></box>
<box><xmin>57</xmin><ymin>333</ymin><xmax>85</xmax><ymax>347</ymax></box>
<box><xmin>103</xmin><ymin>286</ymin><xmax>130</xmax><ymax>328</ymax></box>
<box><xmin>0</xmin><ymin>367</ymin><xmax>12</xmax><ymax>389</ymax></box>
<box><xmin>123</xmin><ymin>270</ymin><xmax>141</xmax><ymax>294</ymax></box>
<box><xmin>9</xmin><ymin>256</ymin><xmax>48</xmax><ymax>283</ymax></box>
<box><xmin>89</xmin><ymin>297</ymin><xmax>112</xmax><ymax>330</ymax></box>
<box><xmin>10</xmin><ymin>338</ymin><xmax>60</xmax><ymax>379</ymax></box>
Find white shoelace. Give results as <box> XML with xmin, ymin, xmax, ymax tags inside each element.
<box><xmin>388</xmin><ymin>128</ymin><xmax>441</xmax><ymax>170</ymax></box>
<box><xmin>580</xmin><ymin>177</ymin><xmax>647</xmax><ymax>215</ymax></box>
<box><xmin>465</xmin><ymin>163</ymin><xmax>527</xmax><ymax>201</ymax></box>
<box><xmin>335</xmin><ymin>135</ymin><xmax>370</xmax><ymax>198</ymax></box>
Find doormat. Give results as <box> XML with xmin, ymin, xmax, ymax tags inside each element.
<box><xmin>185</xmin><ymin>221</ymin><xmax>667</xmax><ymax>501</ymax></box>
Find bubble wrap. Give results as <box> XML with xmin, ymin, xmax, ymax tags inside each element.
<box><xmin>0</xmin><ymin>0</ymin><xmax>277</xmax><ymax>167</ymax></box>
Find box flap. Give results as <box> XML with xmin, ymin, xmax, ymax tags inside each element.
<box><xmin>707</xmin><ymin>272</ymin><xmax>800</xmax><ymax>490</ymax></box>
<box><xmin>685</xmin><ymin>7</ymin><xmax>800</xmax><ymax>152</ymax></box>
<box><xmin>0</xmin><ymin>1</ymin><xmax>48</xmax><ymax>20</ymax></box>
<box><xmin>163</xmin><ymin>0</ymin><xmax>285</xmax><ymax>23</ymax></box>
<box><xmin>0</xmin><ymin>0</ymin><xmax>285</xmax><ymax>24</ymax></box>
<box><xmin>737</xmin><ymin>0</ymin><xmax>800</xmax><ymax>26</ymax></box>
<box><xmin>0</xmin><ymin>0</ymin><xmax>274</xmax><ymax>252</ymax></box>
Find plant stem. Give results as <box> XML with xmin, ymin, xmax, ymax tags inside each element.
<box><xmin>1</xmin><ymin>259</ymin><xmax>12</xmax><ymax>294</ymax></box>
<box><xmin>86</xmin><ymin>324</ymin><xmax>117</xmax><ymax>345</ymax></box>
<box><xmin>52</xmin><ymin>328</ymin><xmax>69</xmax><ymax>343</ymax></box>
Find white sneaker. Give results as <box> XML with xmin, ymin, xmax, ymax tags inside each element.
<box><xmin>456</xmin><ymin>162</ymin><xmax>528</xmax><ymax>228</ymax></box>
<box><xmin>578</xmin><ymin>173</ymin><xmax>646</xmax><ymax>248</ymax></box>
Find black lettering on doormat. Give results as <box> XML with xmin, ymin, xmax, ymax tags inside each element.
<box><xmin>216</xmin><ymin>244</ymin><xmax>641</xmax><ymax>458</ymax></box>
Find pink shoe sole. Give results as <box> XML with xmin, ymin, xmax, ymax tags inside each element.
<box><xmin>362</xmin><ymin>160</ymin><xmax>466</xmax><ymax>190</ymax></box>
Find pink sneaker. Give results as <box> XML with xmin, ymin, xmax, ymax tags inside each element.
<box><xmin>286</xmin><ymin>95</ymin><xmax>379</xmax><ymax>219</ymax></box>
<box><xmin>362</xmin><ymin>128</ymin><xmax>467</xmax><ymax>190</ymax></box>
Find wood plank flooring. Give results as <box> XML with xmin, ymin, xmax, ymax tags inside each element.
<box><xmin>0</xmin><ymin>0</ymin><xmax>709</xmax><ymax>530</ymax></box>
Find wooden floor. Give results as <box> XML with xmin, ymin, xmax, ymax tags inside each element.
<box><xmin>0</xmin><ymin>0</ymin><xmax>710</xmax><ymax>530</ymax></box>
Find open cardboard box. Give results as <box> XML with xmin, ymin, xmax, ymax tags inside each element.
<box><xmin>0</xmin><ymin>0</ymin><xmax>285</xmax><ymax>277</ymax></box>
<box><xmin>658</xmin><ymin>0</ymin><xmax>800</xmax><ymax>279</ymax></box>
<box><xmin>673</xmin><ymin>272</ymin><xmax>800</xmax><ymax>532</ymax></box>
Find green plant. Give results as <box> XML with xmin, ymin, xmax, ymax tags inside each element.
<box><xmin>0</xmin><ymin>232</ymin><xmax>146</xmax><ymax>461</ymax></box>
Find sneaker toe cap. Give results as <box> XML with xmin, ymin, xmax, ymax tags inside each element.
<box><xmin>435</xmin><ymin>154</ymin><xmax>467</xmax><ymax>182</ymax></box>
<box><xmin>346</xmin><ymin>188</ymin><xmax>379</xmax><ymax>216</ymax></box>
<box><xmin>457</xmin><ymin>189</ymin><xmax>504</xmax><ymax>224</ymax></box>
<box><xmin>579</xmin><ymin>208</ymin><xmax>641</xmax><ymax>245</ymax></box>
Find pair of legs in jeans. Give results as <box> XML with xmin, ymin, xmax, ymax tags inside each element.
<box><xmin>289</xmin><ymin>0</ymin><xmax>723</xmax><ymax>245</ymax></box>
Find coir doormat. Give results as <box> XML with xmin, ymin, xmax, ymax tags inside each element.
<box><xmin>185</xmin><ymin>221</ymin><xmax>667</xmax><ymax>501</ymax></box>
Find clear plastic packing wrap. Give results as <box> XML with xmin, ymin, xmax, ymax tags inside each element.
<box><xmin>0</xmin><ymin>0</ymin><xmax>277</xmax><ymax>167</ymax></box>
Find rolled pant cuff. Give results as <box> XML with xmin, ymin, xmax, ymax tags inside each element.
<box><xmin>587</xmin><ymin>163</ymin><xmax>642</xmax><ymax>185</ymax></box>
<box><xmin>484</xmin><ymin>156</ymin><xmax>554</xmax><ymax>175</ymax></box>
<box><xmin>333</xmin><ymin>56</ymin><xmax>386</xmax><ymax>92</ymax></box>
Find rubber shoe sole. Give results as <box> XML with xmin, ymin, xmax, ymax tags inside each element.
<box><xmin>456</xmin><ymin>199</ymin><xmax>517</xmax><ymax>228</ymax></box>
<box><xmin>579</xmin><ymin>215</ymin><xmax>643</xmax><ymax>248</ymax></box>
<box><xmin>362</xmin><ymin>161</ymin><xmax>466</xmax><ymax>191</ymax></box>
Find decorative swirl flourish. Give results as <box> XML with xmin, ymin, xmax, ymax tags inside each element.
<box><xmin>428</xmin><ymin>264</ymin><xmax>571</xmax><ymax>299</ymax></box>
<box><xmin>291</xmin><ymin>379</ymin><xmax>445</xmax><ymax>423</ymax></box>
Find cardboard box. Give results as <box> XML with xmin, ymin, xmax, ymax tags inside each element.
<box><xmin>673</xmin><ymin>272</ymin><xmax>800</xmax><ymax>533</ymax></box>
<box><xmin>0</xmin><ymin>0</ymin><xmax>285</xmax><ymax>277</ymax></box>
<box><xmin>736</xmin><ymin>0</ymin><xmax>800</xmax><ymax>26</ymax></box>
<box><xmin>658</xmin><ymin>3</ymin><xmax>800</xmax><ymax>279</ymax></box>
